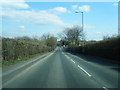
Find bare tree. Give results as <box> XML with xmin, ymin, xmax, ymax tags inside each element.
<box><xmin>61</xmin><ymin>25</ymin><xmax>85</xmax><ymax>46</ymax></box>
<box><xmin>103</xmin><ymin>34</ymin><xmax>118</xmax><ymax>40</ymax></box>
<box><xmin>41</xmin><ymin>33</ymin><xmax>57</xmax><ymax>48</ymax></box>
<box><xmin>41</xmin><ymin>33</ymin><xmax>51</xmax><ymax>41</ymax></box>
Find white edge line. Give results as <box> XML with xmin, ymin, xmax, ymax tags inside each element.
<box><xmin>78</xmin><ymin>65</ymin><xmax>92</xmax><ymax>77</ymax></box>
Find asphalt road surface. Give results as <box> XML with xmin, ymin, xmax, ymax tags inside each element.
<box><xmin>2</xmin><ymin>47</ymin><xmax>119</xmax><ymax>89</ymax></box>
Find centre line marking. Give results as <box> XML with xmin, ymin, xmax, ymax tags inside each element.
<box><xmin>65</xmin><ymin>55</ymin><xmax>76</xmax><ymax>64</ymax></box>
<box><xmin>70</xmin><ymin>59</ymin><xmax>75</xmax><ymax>63</ymax></box>
<box><xmin>102</xmin><ymin>86</ymin><xmax>109</xmax><ymax>90</ymax></box>
<box><xmin>78</xmin><ymin>65</ymin><xmax>92</xmax><ymax>77</ymax></box>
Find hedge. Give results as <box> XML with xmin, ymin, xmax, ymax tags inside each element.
<box><xmin>2</xmin><ymin>38</ymin><xmax>56</xmax><ymax>61</ymax></box>
<box><xmin>66</xmin><ymin>37</ymin><xmax>119</xmax><ymax>61</ymax></box>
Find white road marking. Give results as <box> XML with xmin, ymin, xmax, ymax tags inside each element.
<box><xmin>64</xmin><ymin>54</ymin><xmax>92</xmax><ymax>77</ymax></box>
<box><xmin>102</xmin><ymin>86</ymin><xmax>109</xmax><ymax>90</ymax></box>
<box><xmin>78</xmin><ymin>65</ymin><xmax>92</xmax><ymax>77</ymax></box>
<box><xmin>66</xmin><ymin>56</ymin><xmax>70</xmax><ymax>59</ymax></box>
<box><xmin>70</xmin><ymin>59</ymin><xmax>75</xmax><ymax>63</ymax></box>
<box><xmin>64</xmin><ymin>54</ymin><xmax>76</xmax><ymax>64</ymax></box>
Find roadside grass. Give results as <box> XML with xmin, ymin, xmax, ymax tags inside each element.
<box><xmin>1</xmin><ymin>52</ymin><xmax>48</xmax><ymax>67</ymax></box>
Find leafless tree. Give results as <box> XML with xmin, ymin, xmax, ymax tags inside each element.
<box><xmin>61</xmin><ymin>25</ymin><xmax>85</xmax><ymax>45</ymax></box>
<box><xmin>41</xmin><ymin>33</ymin><xmax>57</xmax><ymax>48</ymax></box>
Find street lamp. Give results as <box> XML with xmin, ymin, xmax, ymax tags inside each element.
<box><xmin>75</xmin><ymin>10</ymin><xmax>84</xmax><ymax>46</ymax></box>
<box><xmin>75</xmin><ymin>11</ymin><xmax>84</xmax><ymax>40</ymax></box>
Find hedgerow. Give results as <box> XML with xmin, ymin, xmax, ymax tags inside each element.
<box><xmin>66</xmin><ymin>37</ymin><xmax>119</xmax><ymax>61</ymax></box>
<box><xmin>2</xmin><ymin>36</ymin><xmax>57</xmax><ymax>61</ymax></box>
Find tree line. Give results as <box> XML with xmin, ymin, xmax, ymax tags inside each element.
<box><xmin>2</xmin><ymin>34</ymin><xmax>57</xmax><ymax>61</ymax></box>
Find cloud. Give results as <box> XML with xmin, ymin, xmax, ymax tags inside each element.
<box><xmin>51</xmin><ymin>7</ymin><xmax>68</xmax><ymax>13</ymax></box>
<box><xmin>18</xmin><ymin>25</ymin><xmax>25</xmax><ymax>29</ymax></box>
<box><xmin>113</xmin><ymin>3</ymin><xmax>118</xmax><ymax>6</ymax></box>
<box><xmin>0</xmin><ymin>0</ymin><xmax>29</xmax><ymax>9</ymax></box>
<box><xmin>72</xmin><ymin>5</ymin><xmax>91</xmax><ymax>12</ymax></box>
<box><xmin>72</xmin><ymin>5</ymin><xmax>79</xmax><ymax>10</ymax></box>
<box><xmin>0</xmin><ymin>1</ymin><xmax>68</xmax><ymax>27</ymax></box>
<box><xmin>1</xmin><ymin>9</ymin><xmax>66</xmax><ymax>26</ymax></box>
<box><xmin>3</xmin><ymin>31</ymin><xmax>27</xmax><ymax>38</ymax></box>
<box><xmin>84</xmin><ymin>24</ymin><xmax>95</xmax><ymax>29</ymax></box>
<box><xmin>60</xmin><ymin>23</ymin><xmax>95</xmax><ymax>30</ymax></box>
<box><xmin>96</xmin><ymin>32</ymin><xmax>101</xmax><ymax>34</ymax></box>
<box><xmin>79</xmin><ymin>5</ymin><xmax>90</xmax><ymax>12</ymax></box>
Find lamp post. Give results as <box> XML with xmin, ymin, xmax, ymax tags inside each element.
<box><xmin>81</xmin><ymin>12</ymin><xmax>84</xmax><ymax>37</ymax></box>
<box><xmin>75</xmin><ymin>11</ymin><xmax>84</xmax><ymax>46</ymax></box>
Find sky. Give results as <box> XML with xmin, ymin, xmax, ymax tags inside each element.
<box><xmin>0</xmin><ymin>0</ymin><xmax>118</xmax><ymax>41</ymax></box>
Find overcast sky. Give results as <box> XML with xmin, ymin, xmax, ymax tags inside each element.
<box><xmin>1</xmin><ymin>0</ymin><xmax>118</xmax><ymax>41</ymax></box>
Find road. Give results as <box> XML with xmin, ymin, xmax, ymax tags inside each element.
<box><xmin>2</xmin><ymin>47</ymin><xmax>119</xmax><ymax>89</ymax></box>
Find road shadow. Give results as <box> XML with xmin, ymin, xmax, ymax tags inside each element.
<box><xmin>66</xmin><ymin>51</ymin><xmax>120</xmax><ymax>72</ymax></box>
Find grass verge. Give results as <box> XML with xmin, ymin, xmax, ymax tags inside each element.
<box><xmin>1</xmin><ymin>52</ymin><xmax>48</xmax><ymax>67</ymax></box>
